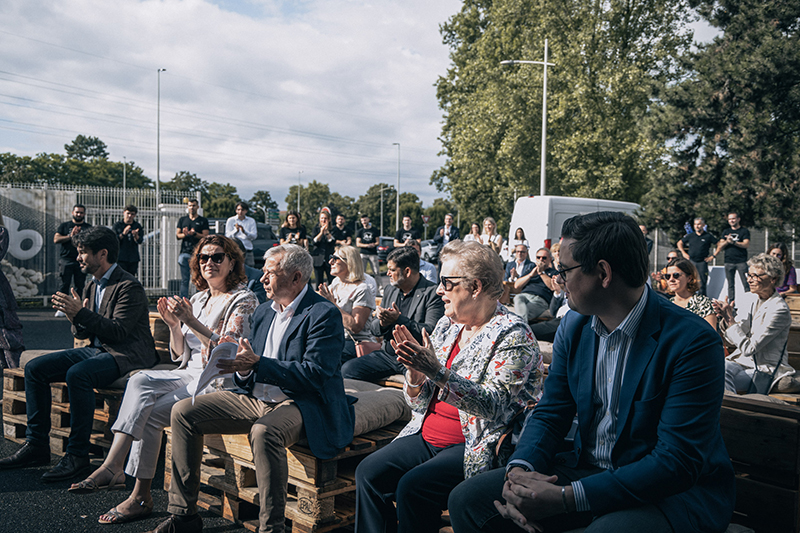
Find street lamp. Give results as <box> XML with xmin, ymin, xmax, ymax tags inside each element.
<box><xmin>157</xmin><ymin>68</ymin><xmax>166</xmax><ymax>204</ymax></box>
<box><xmin>501</xmin><ymin>39</ymin><xmax>554</xmax><ymax>196</ymax></box>
<box><xmin>255</xmin><ymin>205</ymin><xmax>269</xmax><ymax>223</ymax></box>
<box><xmin>392</xmin><ymin>143</ymin><xmax>400</xmax><ymax>232</ymax></box>
<box><xmin>380</xmin><ymin>184</ymin><xmax>394</xmax><ymax>237</ymax></box>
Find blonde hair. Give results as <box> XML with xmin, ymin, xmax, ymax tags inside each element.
<box><xmin>336</xmin><ymin>245</ymin><xmax>365</xmax><ymax>283</ymax></box>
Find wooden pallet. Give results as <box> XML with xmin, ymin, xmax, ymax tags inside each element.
<box><xmin>164</xmin><ymin>421</ymin><xmax>405</xmax><ymax>532</ymax></box>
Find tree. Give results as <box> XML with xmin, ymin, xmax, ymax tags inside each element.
<box><xmin>284</xmin><ymin>180</ymin><xmax>340</xmax><ymax>228</ymax></box>
<box><xmin>64</xmin><ymin>135</ymin><xmax>108</xmax><ymax>161</ymax></box>
<box><xmin>424</xmin><ymin>197</ymin><xmax>459</xmax><ymax>235</ymax></box>
<box><xmin>248</xmin><ymin>190</ymin><xmax>278</xmax><ymax>211</ymax></box>
<box><xmin>204</xmin><ymin>182</ymin><xmax>241</xmax><ymax>219</ymax></box>
<box><xmin>433</xmin><ymin>0</ymin><xmax>693</xmax><ymax>232</ymax></box>
<box><xmin>641</xmin><ymin>0</ymin><xmax>800</xmax><ymax>241</ymax></box>
<box><xmin>355</xmin><ymin>184</ymin><xmax>398</xmax><ymax>236</ymax></box>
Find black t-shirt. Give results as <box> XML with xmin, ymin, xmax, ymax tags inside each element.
<box><xmin>681</xmin><ymin>231</ymin><xmax>716</xmax><ymax>262</ymax></box>
<box><xmin>177</xmin><ymin>215</ymin><xmax>209</xmax><ymax>255</ymax></box>
<box><xmin>720</xmin><ymin>227</ymin><xmax>750</xmax><ymax>264</ymax></box>
<box><xmin>113</xmin><ymin>220</ymin><xmax>143</xmax><ymax>262</ymax></box>
<box><xmin>357</xmin><ymin>227</ymin><xmax>378</xmax><ymax>255</ymax></box>
<box><xmin>56</xmin><ymin>221</ymin><xmax>92</xmax><ymax>261</ymax></box>
<box><xmin>310</xmin><ymin>225</ymin><xmax>336</xmax><ymax>258</ymax></box>
<box><xmin>521</xmin><ymin>264</ymin><xmax>558</xmax><ymax>303</ymax></box>
<box><xmin>332</xmin><ymin>225</ymin><xmax>352</xmax><ymax>243</ymax></box>
<box><xmin>280</xmin><ymin>225</ymin><xmax>307</xmax><ymax>245</ymax></box>
<box><xmin>395</xmin><ymin>227</ymin><xmax>421</xmax><ymax>244</ymax></box>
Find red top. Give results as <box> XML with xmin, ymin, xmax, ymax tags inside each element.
<box><xmin>421</xmin><ymin>337</ymin><xmax>465</xmax><ymax>447</ymax></box>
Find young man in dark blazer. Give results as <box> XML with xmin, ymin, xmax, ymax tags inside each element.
<box><xmin>450</xmin><ymin>212</ymin><xmax>735</xmax><ymax>533</ymax></box>
<box><xmin>0</xmin><ymin>226</ymin><xmax>156</xmax><ymax>481</ymax></box>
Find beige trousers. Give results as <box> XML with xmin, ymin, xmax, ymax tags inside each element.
<box><xmin>167</xmin><ymin>391</ymin><xmax>304</xmax><ymax>533</ymax></box>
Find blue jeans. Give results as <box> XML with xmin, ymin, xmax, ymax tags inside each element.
<box><xmin>178</xmin><ymin>253</ymin><xmax>192</xmax><ymax>298</ymax></box>
<box><xmin>448</xmin><ymin>465</ymin><xmax>673</xmax><ymax>533</ymax></box>
<box><xmin>341</xmin><ymin>349</ymin><xmax>404</xmax><ymax>383</ymax></box>
<box><xmin>355</xmin><ymin>433</ymin><xmax>465</xmax><ymax>533</ymax></box>
<box><xmin>25</xmin><ymin>348</ymin><xmax>121</xmax><ymax>457</ymax></box>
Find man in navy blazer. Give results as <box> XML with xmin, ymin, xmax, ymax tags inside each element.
<box><xmin>152</xmin><ymin>244</ymin><xmax>354</xmax><ymax>533</ymax></box>
<box><xmin>449</xmin><ymin>212</ymin><xmax>735</xmax><ymax>533</ymax></box>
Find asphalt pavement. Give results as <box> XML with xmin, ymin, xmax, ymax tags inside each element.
<box><xmin>0</xmin><ymin>309</ymin><xmax>255</xmax><ymax>533</ymax></box>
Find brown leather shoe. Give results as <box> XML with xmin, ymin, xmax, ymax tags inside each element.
<box><xmin>146</xmin><ymin>514</ymin><xmax>203</xmax><ymax>533</ymax></box>
<box><xmin>0</xmin><ymin>442</ymin><xmax>50</xmax><ymax>469</ymax></box>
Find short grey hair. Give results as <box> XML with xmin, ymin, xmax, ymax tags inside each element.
<box><xmin>439</xmin><ymin>240</ymin><xmax>504</xmax><ymax>300</ymax></box>
<box><xmin>749</xmin><ymin>253</ymin><xmax>784</xmax><ymax>284</ymax></box>
<box><xmin>264</xmin><ymin>244</ymin><xmax>313</xmax><ymax>284</ymax></box>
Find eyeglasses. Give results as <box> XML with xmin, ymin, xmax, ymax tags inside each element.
<box><xmin>329</xmin><ymin>256</ymin><xmax>344</xmax><ymax>264</ymax></box>
<box><xmin>662</xmin><ymin>272</ymin><xmax>683</xmax><ymax>280</ymax></box>
<box><xmin>515</xmin><ymin>249</ymin><xmax>527</xmax><ymax>254</ymax></box>
<box><xmin>440</xmin><ymin>275</ymin><xmax>467</xmax><ymax>291</ymax></box>
<box><xmin>746</xmin><ymin>272</ymin><xmax>769</xmax><ymax>281</ymax></box>
<box><xmin>535</xmin><ymin>255</ymin><xmax>549</xmax><ymax>260</ymax></box>
<box><xmin>197</xmin><ymin>252</ymin><xmax>227</xmax><ymax>264</ymax></box>
<box><xmin>554</xmin><ymin>263</ymin><xmax>582</xmax><ymax>282</ymax></box>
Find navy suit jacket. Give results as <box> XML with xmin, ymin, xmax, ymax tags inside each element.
<box><xmin>241</xmin><ymin>289</ymin><xmax>354</xmax><ymax>460</ymax></box>
<box><xmin>433</xmin><ymin>225</ymin><xmax>460</xmax><ymax>246</ymax></box>
<box><xmin>511</xmin><ymin>288</ymin><xmax>735</xmax><ymax>532</ymax></box>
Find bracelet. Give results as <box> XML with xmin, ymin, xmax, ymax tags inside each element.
<box><xmin>562</xmin><ymin>486</ymin><xmax>570</xmax><ymax>514</ymax></box>
<box><xmin>405</xmin><ymin>372</ymin><xmax>425</xmax><ymax>389</ymax></box>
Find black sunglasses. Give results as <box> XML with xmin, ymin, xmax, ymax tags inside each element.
<box><xmin>662</xmin><ymin>272</ymin><xmax>683</xmax><ymax>280</ymax></box>
<box><xmin>197</xmin><ymin>252</ymin><xmax>228</xmax><ymax>264</ymax></box>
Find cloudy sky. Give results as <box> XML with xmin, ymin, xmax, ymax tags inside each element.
<box><xmin>0</xmin><ymin>0</ymin><xmax>463</xmax><ymax>208</ymax></box>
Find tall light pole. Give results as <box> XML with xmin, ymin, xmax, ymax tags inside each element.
<box><xmin>392</xmin><ymin>142</ymin><xmax>400</xmax><ymax>232</ymax></box>
<box><xmin>157</xmin><ymin>68</ymin><xmax>166</xmax><ymax>204</ymax></box>
<box><xmin>501</xmin><ymin>39</ymin><xmax>554</xmax><ymax>196</ymax></box>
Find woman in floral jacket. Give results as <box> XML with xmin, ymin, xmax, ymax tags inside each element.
<box><xmin>354</xmin><ymin>240</ymin><xmax>544</xmax><ymax>533</ymax></box>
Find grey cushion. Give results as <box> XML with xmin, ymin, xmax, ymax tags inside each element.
<box><xmin>345</xmin><ymin>378</ymin><xmax>411</xmax><ymax>436</ymax></box>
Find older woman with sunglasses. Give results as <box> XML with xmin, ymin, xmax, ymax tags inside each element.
<box><xmin>714</xmin><ymin>253</ymin><xmax>794</xmax><ymax>394</ymax></box>
<box><xmin>69</xmin><ymin>235</ymin><xmax>257</xmax><ymax>524</ymax></box>
<box><xmin>665</xmin><ymin>257</ymin><xmax>717</xmax><ymax>329</ymax></box>
<box><xmin>317</xmin><ymin>245</ymin><xmax>377</xmax><ymax>362</ymax></box>
<box><xmin>353</xmin><ymin>240</ymin><xmax>543</xmax><ymax>533</ymax></box>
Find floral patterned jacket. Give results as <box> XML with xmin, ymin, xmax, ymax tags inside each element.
<box><xmin>398</xmin><ymin>303</ymin><xmax>544</xmax><ymax>478</ymax></box>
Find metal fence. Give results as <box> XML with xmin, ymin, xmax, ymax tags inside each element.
<box><xmin>0</xmin><ymin>183</ymin><xmax>198</xmax><ymax>301</ymax></box>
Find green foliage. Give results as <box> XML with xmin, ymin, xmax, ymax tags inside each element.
<box><xmin>641</xmin><ymin>0</ymin><xmax>800</xmax><ymax>242</ymax></box>
<box><xmin>248</xmin><ymin>190</ymin><xmax>279</xmax><ymax>211</ymax></box>
<box><xmin>434</xmin><ymin>0</ymin><xmax>693</xmax><ymax>232</ymax></box>
<box><xmin>204</xmin><ymin>182</ymin><xmax>241</xmax><ymax>219</ymax></box>
<box><xmin>354</xmin><ymin>183</ymin><xmax>397</xmax><ymax>235</ymax></box>
<box><xmin>64</xmin><ymin>135</ymin><xmax>108</xmax><ymax>161</ymax></box>
<box><xmin>163</xmin><ymin>171</ymin><xmax>208</xmax><ymax>197</ymax></box>
<box><xmin>0</xmin><ymin>149</ymin><xmax>150</xmax><ymax>188</ymax></box>
<box><xmin>424</xmin><ymin>197</ymin><xmax>459</xmax><ymax>234</ymax></box>
<box><xmin>284</xmin><ymin>180</ymin><xmax>339</xmax><ymax>228</ymax></box>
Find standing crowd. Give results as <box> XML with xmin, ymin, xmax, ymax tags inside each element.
<box><xmin>1</xmin><ymin>201</ymin><xmax>798</xmax><ymax>533</ymax></box>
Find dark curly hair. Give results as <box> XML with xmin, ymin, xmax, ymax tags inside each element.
<box><xmin>189</xmin><ymin>235</ymin><xmax>247</xmax><ymax>292</ymax></box>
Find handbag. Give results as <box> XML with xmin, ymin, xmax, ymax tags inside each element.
<box><xmin>747</xmin><ymin>338</ymin><xmax>787</xmax><ymax>395</ymax></box>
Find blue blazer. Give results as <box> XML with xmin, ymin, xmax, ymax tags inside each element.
<box><xmin>512</xmin><ymin>288</ymin><xmax>735</xmax><ymax>533</ymax></box>
<box><xmin>241</xmin><ymin>289</ymin><xmax>354</xmax><ymax>460</ymax></box>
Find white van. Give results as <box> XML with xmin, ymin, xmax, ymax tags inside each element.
<box><xmin>505</xmin><ymin>195</ymin><xmax>640</xmax><ymax>258</ymax></box>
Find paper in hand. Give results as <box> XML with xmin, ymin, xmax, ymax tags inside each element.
<box><xmin>192</xmin><ymin>341</ymin><xmax>238</xmax><ymax>404</ymax></box>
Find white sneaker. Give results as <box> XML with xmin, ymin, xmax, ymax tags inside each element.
<box><xmin>54</xmin><ymin>310</ymin><xmax>66</xmax><ymax>318</ymax></box>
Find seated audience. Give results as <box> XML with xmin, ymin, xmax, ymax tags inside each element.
<box><xmin>715</xmin><ymin>253</ymin><xmax>795</xmax><ymax>394</ymax></box>
<box><xmin>665</xmin><ymin>257</ymin><xmax>717</xmax><ymax>329</ymax></box>
<box><xmin>530</xmin><ymin>289</ymin><xmax>569</xmax><ymax>349</ymax></box>
<box><xmin>505</xmin><ymin>245</ymin><xmax>557</xmax><ymax>322</ymax></box>
<box><xmin>68</xmin><ymin>235</ymin><xmax>257</xmax><ymax>524</ymax></box>
<box><xmin>0</xmin><ymin>227</ymin><xmax>156</xmax><ymax>481</ymax></box>
<box><xmin>342</xmin><ymin>246</ymin><xmax>444</xmax><ymax>383</ymax></box>
<box><xmin>148</xmin><ymin>244</ymin><xmax>354</xmax><ymax>533</ymax></box>
<box><xmin>770</xmin><ymin>242</ymin><xmax>797</xmax><ymax>297</ymax></box>
<box><xmin>406</xmin><ymin>238</ymin><xmax>439</xmax><ymax>284</ymax></box>
<box><xmin>449</xmin><ymin>211</ymin><xmax>735</xmax><ymax>533</ymax></box>
<box><xmin>354</xmin><ymin>240</ymin><xmax>544</xmax><ymax>533</ymax></box>
<box><xmin>317</xmin><ymin>245</ymin><xmax>377</xmax><ymax>362</ymax></box>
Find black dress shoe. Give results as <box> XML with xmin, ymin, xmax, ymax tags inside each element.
<box><xmin>40</xmin><ymin>453</ymin><xmax>90</xmax><ymax>482</ymax></box>
<box><xmin>147</xmin><ymin>514</ymin><xmax>203</xmax><ymax>533</ymax></box>
<box><xmin>0</xmin><ymin>442</ymin><xmax>51</xmax><ymax>469</ymax></box>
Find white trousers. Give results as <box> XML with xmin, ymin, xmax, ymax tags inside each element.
<box><xmin>111</xmin><ymin>368</ymin><xmax>202</xmax><ymax>479</ymax></box>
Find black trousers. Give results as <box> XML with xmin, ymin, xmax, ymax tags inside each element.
<box><xmin>58</xmin><ymin>260</ymin><xmax>86</xmax><ymax>295</ymax></box>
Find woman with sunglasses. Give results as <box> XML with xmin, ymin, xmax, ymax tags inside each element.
<box><xmin>665</xmin><ymin>257</ymin><xmax>717</xmax><ymax>329</ymax></box>
<box><xmin>353</xmin><ymin>240</ymin><xmax>543</xmax><ymax>533</ymax></box>
<box><xmin>769</xmin><ymin>242</ymin><xmax>797</xmax><ymax>297</ymax></box>
<box><xmin>69</xmin><ymin>235</ymin><xmax>257</xmax><ymax>524</ymax></box>
<box><xmin>713</xmin><ymin>253</ymin><xmax>794</xmax><ymax>394</ymax></box>
<box><xmin>317</xmin><ymin>245</ymin><xmax>377</xmax><ymax>362</ymax></box>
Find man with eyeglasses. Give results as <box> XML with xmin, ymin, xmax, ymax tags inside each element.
<box><xmin>504</xmin><ymin>245</ymin><xmax>558</xmax><ymax>322</ymax></box>
<box><xmin>449</xmin><ymin>211</ymin><xmax>734</xmax><ymax>533</ymax></box>
<box><xmin>341</xmin><ymin>246</ymin><xmax>444</xmax><ymax>383</ymax></box>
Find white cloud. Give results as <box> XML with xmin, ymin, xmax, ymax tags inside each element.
<box><xmin>0</xmin><ymin>0</ymin><xmax>461</xmax><ymax>207</ymax></box>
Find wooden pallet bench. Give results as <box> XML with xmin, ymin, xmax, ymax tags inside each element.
<box><xmin>164</xmin><ymin>421</ymin><xmax>406</xmax><ymax>533</ymax></box>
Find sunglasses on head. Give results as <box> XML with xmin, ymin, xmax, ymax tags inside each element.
<box><xmin>197</xmin><ymin>252</ymin><xmax>227</xmax><ymax>264</ymax></box>
<box><xmin>662</xmin><ymin>272</ymin><xmax>683</xmax><ymax>280</ymax></box>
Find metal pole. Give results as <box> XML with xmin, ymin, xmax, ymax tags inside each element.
<box><xmin>380</xmin><ymin>188</ymin><xmax>384</xmax><ymax>238</ymax></box>
<box><xmin>540</xmin><ymin>39</ymin><xmax>548</xmax><ymax>196</ymax></box>
<box><xmin>157</xmin><ymin>68</ymin><xmax>166</xmax><ymax>205</ymax></box>
<box><xmin>393</xmin><ymin>143</ymin><xmax>400</xmax><ymax>232</ymax></box>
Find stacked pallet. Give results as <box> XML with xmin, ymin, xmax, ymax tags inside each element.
<box><xmin>164</xmin><ymin>421</ymin><xmax>407</xmax><ymax>533</ymax></box>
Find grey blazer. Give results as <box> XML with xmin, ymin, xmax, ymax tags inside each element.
<box><xmin>371</xmin><ymin>276</ymin><xmax>444</xmax><ymax>356</ymax></box>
